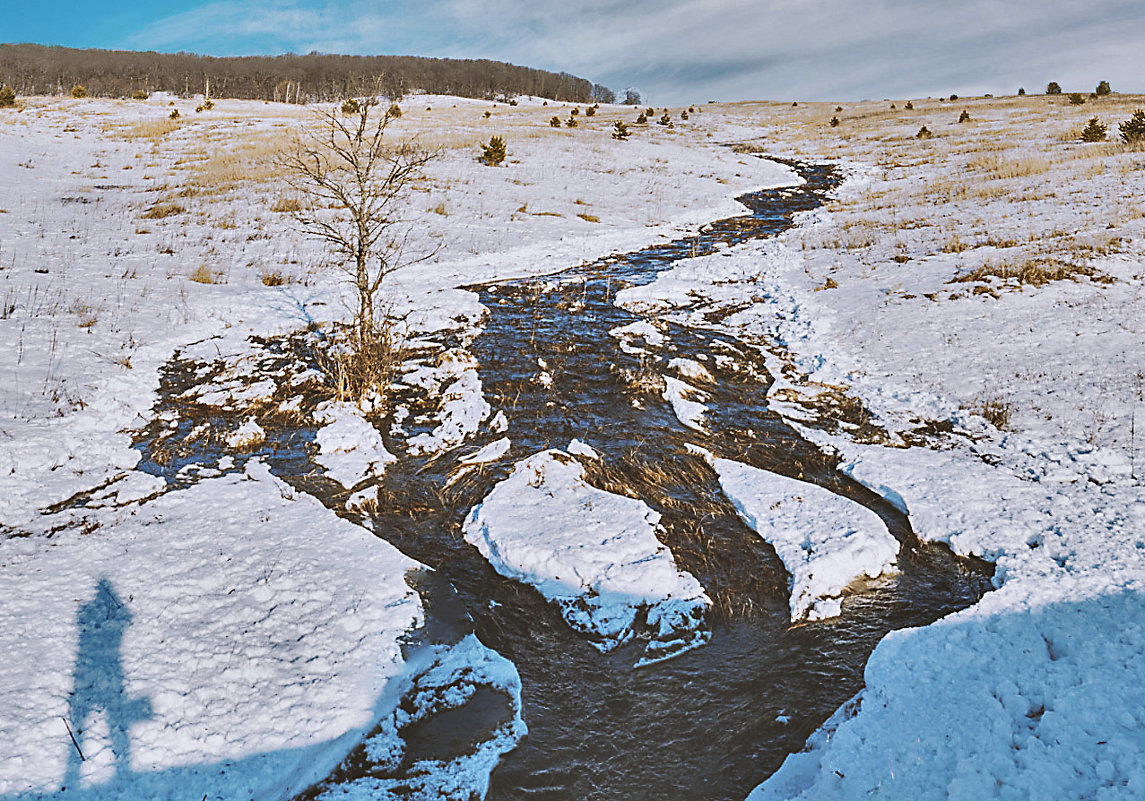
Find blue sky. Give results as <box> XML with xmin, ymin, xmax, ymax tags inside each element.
<box><xmin>5</xmin><ymin>1</ymin><xmax>1144</xmax><ymax>104</ymax></box>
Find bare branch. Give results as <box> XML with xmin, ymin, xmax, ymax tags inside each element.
<box><xmin>277</xmin><ymin>96</ymin><xmax>439</xmax><ymax>406</ymax></box>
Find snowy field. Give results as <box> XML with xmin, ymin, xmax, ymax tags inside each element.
<box><xmin>0</xmin><ymin>92</ymin><xmax>790</xmax><ymax>799</ymax></box>
<box><xmin>3</xmin><ymin>88</ymin><xmax>1145</xmax><ymax>799</ymax></box>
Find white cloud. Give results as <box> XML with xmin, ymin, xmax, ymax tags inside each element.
<box><xmin>126</xmin><ymin>0</ymin><xmax>1145</xmax><ymax>103</ymax></box>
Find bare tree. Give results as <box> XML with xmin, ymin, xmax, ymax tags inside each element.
<box><xmin>279</xmin><ymin>95</ymin><xmax>437</xmax><ymax>402</ymax></box>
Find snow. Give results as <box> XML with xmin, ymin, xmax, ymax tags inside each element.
<box><xmin>403</xmin><ymin>350</ymin><xmax>492</xmax><ymax>456</ymax></box>
<box><xmin>0</xmin><ymin>460</ymin><xmax>423</xmax><ymax>799</ymax></box>
<box><xmin>710</xmin><ymin>457</ymin><xmax>899</xmax><ymax>621</ymax></box>
<box><xmin>749</xmin><ymin>579</ymin><xmax>1145</xmax><ymax>801</ymax></box>
<box><xmin>225</xmin><ymin>417</ymin><xmax>266</xmax><ymax>449</ymax></box>
<box><xmin>310</xmin><ymin>634</ymin><xmax>526</xmax><ymax>801</ymax></box>
<box><xmin>0</xmin><ymin>94</ymin><xmax>795</xmax><ymax>796</ymax></box>
<box><xmin>12</xmin><ymin>90</ymin><xmax>1143</xmax><ymax>798</ymax></box>
<box><xmin>463</xmin><ymin>449</ymin><xmax>710</xmax><ymax>664</ymax></box>
<box><xmin>609</xmin><ymin>319</ymin><xmax>667</xmax><ymax>354</ymax></box>
<box><xmin>314</xmin><ymin>402</ymin><xmax>397</xmax><ymax>489</ymax></box>
<box><xmin>606</xmin><ymin>98</ymin><xmax>1145</xmax><ymax>799</ymax></box>
<box><xmin>458</xmin><ymin>437</ymin><xmax>511</xmax><ymax>465</ymax></box>
<box><xmin>662</xmin><ymin>375</ymin><xmax>709</xmax><ymax>432</ymax></box>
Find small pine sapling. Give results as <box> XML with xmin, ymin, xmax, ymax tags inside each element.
<box><xmin>1095</xmin><ymin>80</ymin><xmax>1111</xmax><ymax>97</ymax></box>
<box><xmin>658</xmin><ymin>112</ymin><xmax>671</xmax><ymax>126</ymax></box>
<box><xmin>916</xmin><ymin>125</ymin><xmax>933</xmax><ymax>139</ymax></box>
<box><xmin>585</xmin><ymin>105</ymin><xmax>596</xmax><ymax>117</ymax></box>
<box><xmin>71</xmin><ymin>84</ymin><xmax>87</xmax><ymax>99</ymax></box>
<box><xmin>169</xmin><ymin>108</ymin><xmax>180</xmax><ymax>119</ymax></box>
<box><xmin>1080</xmin><ymin>117</ymin><xmax>1107</xmax><ymax>142</ymax></box>
<box><xmin>341</xmin><ymin>98</ymin><xmax>360</xmax><ymax>115</ymax></box>
<box><xmin>612</xmin><ymin>121</ymin><xmax>630</xmax><ymax>140</ymax></box>
<box><xmin>1119</xmin><ymin>109</ymin><xmax>1145</xmax><ymax>145</ymax></box>
<box><xmin>958</xmin><ymin>109</ymin><xmax>971</xmax><ymax>123</ymax></box>
<box><xmin>479</xmin><ymin>135</ymin><xmax>507</xmax><ymax>166</ymax></box>
<box><xmin>829</xmin><ymin>116</ymin><xmax>840</xmax><ymax>127</ymax></box>
<box><xmin>1018</xmin><ymin>87</ymin><xmax>1026</xmax><ymax>96</ymax></box>
<box><xmin>1046</xmin><ymin>82</ymin><xmax>1062</xmax><ymax>95</ymax></box>
<box><xmin>635</xmin><ymin>112</ymin><xmax>647</xmax><ymax>124</ymax></box>
<box><xmin>904</xmin><ymin>100</ymin><xmax>914</xmax><ymax>110</ymax></box>
<box><xmin>565</xmin><ymin>116</ymin><xmax>577</xmax><ymax>128</ymax></box>
<box><xmin>549</xmin><ymin>115</ymin><xmax>561</xmax><ymax>127</ymax></box>
<box><xmin>131</xmin><ymin>89</ymin><xmax>148</xmax><ymax>100</ymax></box>
<box><xmin>0</xmin><ymin>85</ymin><xmax>15</xmax><ymax>108</ymax></box>
<box><xmin>387</xmin><ymin>103</ymin><xmax>402</xmax><ymax>119</ymax></box>
<box><xmin>1068</xmin><ymin>93</ymin><xmax>1085</xmax><ymax>105</ymax></box>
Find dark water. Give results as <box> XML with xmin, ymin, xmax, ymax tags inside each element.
<box><xmin>134</xmin><ymin>159</ymin><xmax>992</xmax><ymax>801</ymax></box>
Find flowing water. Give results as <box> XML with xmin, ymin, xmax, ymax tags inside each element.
<box><xmin>135</xmin><ymin>158</ymin><xmax>992</xmax><ymax>801</ymax></box>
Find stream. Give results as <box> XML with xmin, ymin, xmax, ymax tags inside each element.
<box><xmin>135</xmin><ymin>158</ymin><xmax>992</xmax><ymax>801</ymax></box>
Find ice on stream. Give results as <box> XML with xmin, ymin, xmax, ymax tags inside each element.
<box><xmin>310</xmin><ymin>634</ymin><xmax>526</xmax><ymax>801</ymax></box>
<box><xmin>710</xmin><ymin>456</ymin><xmax>899</xmax><ymax>621</ymax></box>
<box><xmin>463</xmin><ymin>447</ymin><xmax>710</xmax><ymax>665</ymax></box>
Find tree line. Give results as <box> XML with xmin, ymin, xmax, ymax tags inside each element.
<box><xmin>0</xmin><ymin>43</ymin><xmax>615</xmax><ymax>104</ymax></box>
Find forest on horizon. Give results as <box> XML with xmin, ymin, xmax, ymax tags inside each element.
<box><xmin>0</xmin><ymin>43</ymin><xmax>618</xmax><ymax>104</ymax></box>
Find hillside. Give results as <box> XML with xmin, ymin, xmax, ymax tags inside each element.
<box><xmin>0</xmin><ymin>43</ymin><xmax>614</xmax><ymax>103</ymax></box>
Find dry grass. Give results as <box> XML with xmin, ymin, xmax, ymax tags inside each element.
<box><xmin>189</xmin><ymin>264</ymin><xmax>223</xmax><ymax>284</ymax></box>
<box><xmin>141</xmin><ymin>201</ymin><xmax>185</xmax><ymax>219</ymax></box>
<box><xmin>110</xmin><ymin>117</ymin><xmax>181</xmax><ymax>142</ymax></box>
<box><xmin>950</xmin><ymin>257</ymin><xmax>1112</xmax><ymax>288</ymax></box>
<box><xmin>967</xmin><ymin>395</ymin><xmax>1013</xmax><ymax>430</ymax></box>
<box><xmin>270</xmin><ymin>195</ymin><xmax>303</xmax><ymax>213</ymax></box>
<box><xmin>178</xmin><ymin>132</ymin><xmax>284</xmax><ymax>194</ymax></box>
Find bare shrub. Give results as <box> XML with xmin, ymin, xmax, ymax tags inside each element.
<box><xmin>278</xmin><ymin>95</ymin><xmax>437</xmax><ymax>408</ymax></box>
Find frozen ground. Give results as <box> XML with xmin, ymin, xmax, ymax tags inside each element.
<box><xmin>0</xmin><ymin>93</ymin><xmax>792</xmax><ymax>798</ymax></box>
<box><xmin>5</xmin><ymin>89</ymin><xmax>1145</xmax><ymax>799</ymax></box>
<box><xmin>610</xmin><ymin>95</ymin><xmax>1145</xmax><ymax>798</ymax></box>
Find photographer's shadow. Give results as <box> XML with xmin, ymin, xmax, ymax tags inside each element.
<box><xmin>62</xmin><ymin>579</ymin><xmax>151</xmax><ymax>792</ymax></box>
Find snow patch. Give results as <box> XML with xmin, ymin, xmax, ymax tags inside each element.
<box><xmin>463</xmin><ymin>449</ymin><xmax>710</xmax><ymax>664</ymax></box>
<box><xmin>314</xmin><ymin>403</ymin><xmax>397</xmax><ymax>490</ymax></box>
<box><xmin>711</xmin><ymin>457</ymin><xmax>899</xmax><ymax>621</ymax></box>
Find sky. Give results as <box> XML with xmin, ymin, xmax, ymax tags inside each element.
<box><xmin>5</xmin><ymin>1</ymin><xmax>1145</xmax><ymax>104</ymax></box>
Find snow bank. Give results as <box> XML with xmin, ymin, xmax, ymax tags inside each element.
<box><xmin>750</xmin><ymin>579</ymin><xmax>1145</xmax><ymax>801</ymax></box>
<box><xmin>711</xmin><ymin>457</ymin><xmax>899</xmax><ymax>621</ymax></box>
<box><xmin>0</xmin><ymin>461</ymin><xmax>423</xmax><ymax>800</ymax></box>
<box><xmin>662</xmin><ymin>375</ymin><xmax>709</xmax><ymax>432</ymax></box>
<box><xmin>463</xmin><ymin>448</ymin><xmax>710</xmax><ymax>664</ymax></box>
